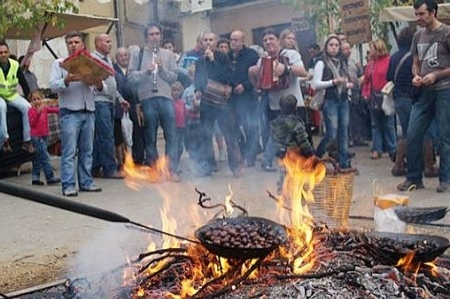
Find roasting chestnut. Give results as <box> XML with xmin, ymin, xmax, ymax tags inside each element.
<box><xmin>198</xmin><ymin>218</ymin><xmax>285</xmax><ymax>250</ymax></box>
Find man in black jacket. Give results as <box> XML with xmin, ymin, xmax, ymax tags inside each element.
<box><xmin>194</xmin><ymin>30</ymin><xmax>243</xmax><ymax>178</ymax></box>
<box><xmin>229</xmin><ymin>30</ymin><xmax>260</xmax><ymax>167</ymax></box>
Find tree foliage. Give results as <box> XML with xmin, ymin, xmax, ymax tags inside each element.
<box><xmin>282</xmin><ymin>0</ymin><xmax>406</xmax><ymax>42</ymax></box>
<box><xmin>0</xmin><ymin>0</ymin><xmax>78</xmax><ymax>39</ymax></box>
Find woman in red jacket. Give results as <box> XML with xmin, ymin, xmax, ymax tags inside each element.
<box><xmin>361</xmin><ymin>39</ymin><xmax>397</xmax><ymax>160</ymax></box>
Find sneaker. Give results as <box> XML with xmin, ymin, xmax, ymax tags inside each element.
<box><xmin>79</xmin><ymin>185</ymin><xmax>102</xmax><ymax>192</ymax></box>
<box><xmin>261</xmin><ymin>162</ymin><xmax>277</xmax><ymax>172</ymax></box>
<box><xmin>21</xmin><ymin>141</ymin><xmax>35</xmax><ymax>153</ymax></box>
<box><xmin>397</xmin><ymin>180</ymin><xmax>424</xmax><ymax>191</ymax></box>
<box><xmin>32</xmin><ymin>180</ymin><xmax>45</xmax><ymax>186</ymax></box>
<box><xmin>371</xmin><ymin>151</ymin><xmax>381</xmax><ymax>160</ymax></box>
<box><xmin>62</xmin><ymin>187</ymin><xmax>78</xmax><ymax>197</ymax></box>
<box><xmin>47</xmin><ymin>178</ymin><xmax>61</xmax><ymax>185</ymax></box>
<box><xmin>436</xmin><ymin>182</ymin><xmax>450</xmax><ymax>193</ymax></box>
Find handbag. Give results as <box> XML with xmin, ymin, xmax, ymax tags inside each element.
<box><xmin>121</xmin><ymin>111</ymin><xmax>133</xmax><ymax>149</ymax></box>
<box><xmin>370</xmin><ymin>90</ymin><xmax>384</xmax><ymax>111</ymax></box>
<box><xmin>310</xmin><ymin>89</ymin><xmax>325</xmax><ymax>111</ymax></box>
<box><xmin>201</xmin><ymin>79</ymin><xmax>232</xmax><ymax>106</ymax></box>
<box><xmin>381</xmin><ymin>93</ymin><xmax>395</xmax><ymax>116</ymax></box>
<box><xmin>381</xmin><ymin>52</ymin><xmax>411</xmax><ymax>116</ymax></box>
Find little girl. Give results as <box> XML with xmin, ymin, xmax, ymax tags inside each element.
<box><xmin>28</xmin><ymin>90</ymin><xmax>61</xmax><ymax>185</ymax></box>
<box><xmin>171</xmin><ymin>81</ymin><xmax>186</xmax><ymax>177</ymax></box>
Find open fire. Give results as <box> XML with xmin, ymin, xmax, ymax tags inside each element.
<box><xmin>64</xmin><ymin>152</ymin><xmax>450</xmax><ymax>298</ymax></box>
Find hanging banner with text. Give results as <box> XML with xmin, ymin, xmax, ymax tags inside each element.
<box><xmin>340</xmin><ymin>0</ymin><xmax>371</xmax><ymax>45</ymax></box>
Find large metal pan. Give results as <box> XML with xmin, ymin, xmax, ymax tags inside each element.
<box><xmin>195</xmin><ymin>217</ymin><xmax>287</xmax><ymax>260</ymax></box>
<box><xmin>364</xmin><ymin>231</ymin><xmax>450</xmax><ymax>263</ymax></box>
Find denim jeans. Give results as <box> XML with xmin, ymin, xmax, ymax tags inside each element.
<box><xmin>141</xmin><ymin>97</ymin><xmax>177</xmax><ymax>172</ymax></box>
<box><xmin>262</xmin><ymin>109</ymin><xmax>280</xmax><ymax>167</ymax></box>
<box><xmin>234</xmin><ymin>94</ymin><xmax>260</xmax><ymax>164</ymax></box>
<box><xmin>31</xmin><ymin>136</ymin><xmax>55</xmax><ymax>181</ymax></box>
<box><xmin>92</xmin><ymin>101</ymin><xmax>117</xmax><ymax>175</ymax></box>
<box><xmin>199</xmin><ymin>102</ymin><xmax>242</xmax><ymax>174</ymax></box>
<box><xmin>5</xmin><ymin>95</ymin><xmax>32</xmax><ymax>141</ymax></box>
<box><xmin>316</xmin><ymin>98</ymin><xmax>350</xmax><ymax>168</ymax></box>
<box><xmin>394</xmin><ymin>96</ymin><xmax>413</xmax><ymax>139</ymax></box>
<box><xmin>60</xmin><ymin>109</ymin><xmax>95</xmax><ymax>191</ymax></box>
<box><xmin>406</xmin><ymin>88</ymin><xmax>450</xmax><ymax>183</ymax></box>
<box><xmin>369</xmin><ymin>109</ymin><xmax>396</xmax><ymax>155</ymax></box>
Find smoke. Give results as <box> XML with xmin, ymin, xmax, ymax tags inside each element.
<box><xmin>65</xmin><ymin>223</ymin><xmax>153</xmax><ymax>296</ymax></box>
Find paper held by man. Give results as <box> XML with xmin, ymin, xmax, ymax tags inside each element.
<box><xmin>61</xmin><ymin>49</ymin><xmax>115</xmax><ymax>81</ymax></box>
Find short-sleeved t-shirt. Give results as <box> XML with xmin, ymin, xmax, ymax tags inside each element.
<box><xmin>411</xmin><ymin>24</ymin><xmax>450</xmax><ymax>90</ymax></box>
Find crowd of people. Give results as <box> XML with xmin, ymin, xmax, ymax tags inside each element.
<box><xmin>0</xmin><ymin>0</ymin><xmax>448</xmax><ymax>196</ymax></box>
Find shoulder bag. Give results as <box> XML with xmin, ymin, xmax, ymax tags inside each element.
<box><xmin>368</xmin><ymin>63</ymin><xmax>384</xmax><ymax>111</ymax></box>
<box><xmin>201</xmin><ymin>79</ymin><xmax>232</xmax><ymax>107</ymax></box>
<box><xmin>381</xmin><ymin>52</ymin><xmax>411</xmax><ymax>116</ymax></box>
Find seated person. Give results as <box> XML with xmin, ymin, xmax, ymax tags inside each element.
<box><xmin>271</xmin><ymin>94</ymin><xmax>315</xmax><ymax>193</ymax></box>
<box><xmin>0</xmin><ymin>41</ymin><xmax>34</xmax><ymax>153</ymax></box>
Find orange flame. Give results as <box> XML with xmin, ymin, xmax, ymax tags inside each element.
<box><xmin>123</xmin><ymin>152</ymin><xmax>171</xmax><ymax>189</ymax></box>
<box><xmin>224</xmin><ymin>184</ymin><xmax>234</xmax><ymax>216</ymax></box>
<box><xmin>277</xmin><ymin>150</ymin><xmax>326</xmax><ymax>274</ymax></box>
<box><xmin>397</xmin><ymin>251</ymin><xmax>421</xmax><ymax>281</ymax></box>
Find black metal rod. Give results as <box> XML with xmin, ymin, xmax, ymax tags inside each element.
<box><xmin>0</xmin><ymin>180</ymin><xmax>199</xmax><ymax>244</ymax></box>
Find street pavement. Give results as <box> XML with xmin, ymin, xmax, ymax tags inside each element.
<box><xmin>1</xmin><ymin>142</ymin><xmax>449</xmax><ymax>285</ymax></box>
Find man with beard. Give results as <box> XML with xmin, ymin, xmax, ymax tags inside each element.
<box><xmin>128</xmin><ymin>23</ymin><xmax>180</xmax><ymax>182</ymax></box>
<box><xmin>194</xmin><ymin>30</ymin><xmax>243</xmax><ymax>178</ymax></box>
<box><xmin>229</xmin><ymin>30</ymin><xmax>260</xmax><ymax>167</ymax></box>
<box><xmin>398</xmin><ymin>0</ymin><xmax>450</xmax><ymax>193</ymax></box>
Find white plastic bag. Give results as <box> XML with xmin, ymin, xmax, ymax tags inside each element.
<box><xmin>121</xmin><ymin>111</ymin><xmax>133</xmax><ymax>149</ymax></box>
<box><xmin>382</xmin><ymin>93</ymin><xmax>395</xmax><ymax>116</ymax></box>
<box><xmin>374</xmin><ymin>193</ymin><xmax>409</xmax><ymax>233</ymax></box>
<box><xmin>381</xmin><ymin>81</ymin><xmax>395</xmax><ymax>116</ymax></box>
<box><xmin>310</xmin><ymin>89</ymin><xmax>325</xmax><ymax>111</ymax></box>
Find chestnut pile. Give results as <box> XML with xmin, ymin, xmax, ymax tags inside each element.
<box><xmin>200</xmin><ymin>220</ymin><xmax>284</xmax><ymax>249</ymax></box>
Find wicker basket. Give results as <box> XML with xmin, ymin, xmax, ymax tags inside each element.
<box><xmin>310</xmin><ymin>169</ymin><xmax>355</xmax><ymax>228</ymax></box>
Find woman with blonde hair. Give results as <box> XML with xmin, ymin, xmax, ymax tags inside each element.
<box><xmin>361</xmin><ymin>39</ymin><xmax>396</xmax><ymax>160</ymax></box>
<box><xmin>280</xmin><ymin>28</ymin><xmax>299</xmax><ymax>51</ymax></box>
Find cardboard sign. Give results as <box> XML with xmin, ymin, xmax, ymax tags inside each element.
<box><xmin>61</xmin><ymin>49</ymin><xmax>115</xmax><ymax>81</ymax></box>
<box><xmin>340</xmin><ymin>0</ymin><xmax>372</xmax><ymax>45</ymax></box>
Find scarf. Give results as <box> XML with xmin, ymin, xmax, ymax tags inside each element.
<box><xmin>325</xmin><ymin>56</ymin><xmax>343</xmax><ymax>95</ymax></box>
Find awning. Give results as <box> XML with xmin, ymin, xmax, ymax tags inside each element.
<box><xmin>4</xmin><ymin>11</ymin><xmax>118</xmax><ymax>40</ymax></box>
<box><xmin>380</xmin><ymin>3</ymin><xmax>450</xmax><ymax>23</ymax></box>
